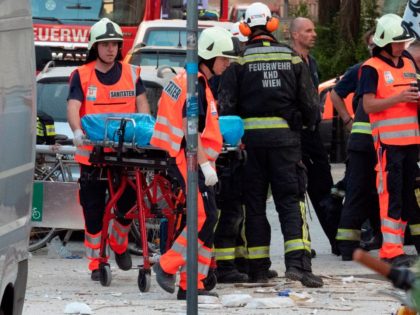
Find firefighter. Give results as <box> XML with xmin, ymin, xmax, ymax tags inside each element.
<box><xmin>218</xmin><ymin>2</ymin><xmax>323</xmax><ymax>287</ymax></box>
<box><xmin>67</xmin><ymin>18</ymin><xmax>151</xmax><ymax>280</ymax></box>
<box><xmin>151</xmin><ymin>26</ymin><xmax>237</xmax><ymax>299</ymax></box>
<box><xmin>361</xmin><ymin>14</ymin><xmax>420</xmax><ymax>266</ymax></box>
<box><xmin>333</xmin><ymin>30</ymin><xmax>382</xmax><ymax>260</ymax></box>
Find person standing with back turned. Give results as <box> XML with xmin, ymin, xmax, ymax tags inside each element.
<box><xmin>67</xmin><ymin>18</ymin><xmax>151</xmax><ymax>281</ymax></box>
<box><xmin>218</xmin><ymin>2</ymin><xmax>323</xmax><ymax>287</ymax></box>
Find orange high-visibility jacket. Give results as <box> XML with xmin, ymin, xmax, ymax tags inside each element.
<box><xmin>74</xmin><ymin>61</ymin><xmax>140</xmax><ymax>165</ymax></box>
<box><xmin>365</xmin><ymin>56</ymin><xmax>420</xmax><ymax>146</ymax></box>
<box><xmin>151</xmin><ymin>70</ymin><xmax>222</xmax><ymax>161</ymax></box>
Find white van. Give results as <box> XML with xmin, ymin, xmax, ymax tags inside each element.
<box><xmin>0</xmin><ymin>0</ymin><xmax>36</xmax><ymax>313</ymax></box>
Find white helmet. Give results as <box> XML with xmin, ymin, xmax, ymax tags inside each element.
<box><xmin>198</xmin><ymin>26</ymin><xmax>237</xmax><ymax>60</ymax></box>
<box><xmin>88</xmin><ymin>18</ymin><xmax>123</xmax><ymax>50</ymax></box>
<box><xmin>231</xmin><ymin>22</ymin><xmax>248</xmax><ymax>42</ymax></box>
<box><xmin>244</xmin><ymin>2</ymin><xmax>271</xmax><ymax>28</ymax></box>
<box><xmin>373</xmin><ymin>14</ymin><xmax>413</xmax><ymax>47</ymax></box>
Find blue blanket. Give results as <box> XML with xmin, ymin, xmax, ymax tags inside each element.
<box><xmin>81</xmin><ymin>113</ymin><xmax>156</xmax><ymax>146</ymax></box>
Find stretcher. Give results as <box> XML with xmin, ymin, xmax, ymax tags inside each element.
<box><xmin>83</xmin><ymin>116</ymin><xmax>184</xmax><ymax>292</ymax></box>
<box><xmin>82</xmin><ymin>114</ymin><xmax>244</xmax><ymax>292</ymax></box>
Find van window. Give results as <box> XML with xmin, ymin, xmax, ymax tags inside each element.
<box><xmin>144</xmin><ymin>28</ymin><xmax>203</xmax><ymax>46</ymax></box>
<box><xmin>37</xmin><ymin>81</ymin><xmax>68</xmax><ymax>122</ymax></box>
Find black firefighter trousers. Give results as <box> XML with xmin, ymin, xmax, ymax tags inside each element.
<box><xmin>243</xmin><ymin>146</ymin><xmax>312</xmax><ymax>276</ymax></box>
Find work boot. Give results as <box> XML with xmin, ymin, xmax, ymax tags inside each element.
<box><xmin>266</xmin><ymin>269</ymin><xmax>278</xmax><ymax>279</ymax></box>
<box><xmin>382</xmin><ymin>254</ymin><xmax>417</xmax><ymax>268</ymax></box>
<box><xmin>114</xmin><ymin>251</ymin><xmax>132</xmax><ymax>271</ymax></box>
<box><xmin>248</xmin><ymin>271</ymin><xmax>269</xmax><ymax>283</ymax></box>
<box><xmin>216</xmin><ymin>269</ymin><xmax>249</xmax><ymax>283</ymax></box>
<box><xmin>285</xmin><ymin>267</ymin><xmax>323</xmax><ymax>288</ymax></box>
<box><xmin>177</xmin><ymin>288</ymin><xmax>219</xmax><ymax>300</ymax></box>
<box><xmin>153</xmin><ymin>262</ymin><xmax>176</xmax><ymax>293</ymax></box>
<box><xmin>91</xmin><ymin>269</ymin><xmax>100</xmax><ymax>281</ymax></box>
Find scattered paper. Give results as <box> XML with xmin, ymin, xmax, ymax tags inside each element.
<box><xmin>64</xmin><ymin>302</ymin><xmax>93</xmax><ymax>314</ymax></box>
<box><xmin>220</xmin><ymin>294</ymin><xmax>252</xmax><ymax>307</ymax></box>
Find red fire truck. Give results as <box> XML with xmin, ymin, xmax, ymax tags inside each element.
<box><xmin>32</xmin><ymin>0</ymin><xmax>229</xmax><ymax>68</ymax></box>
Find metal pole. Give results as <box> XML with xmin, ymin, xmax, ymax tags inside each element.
<box><xmin>186</xmin><ymin>0</ymin><xmax>198</xmax><ymax>314</ymax></box>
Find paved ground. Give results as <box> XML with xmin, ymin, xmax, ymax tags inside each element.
<box><xmin>23</xmin><ymin>164</ymin><xmax>411</xmax><ymax>315</ymax></box>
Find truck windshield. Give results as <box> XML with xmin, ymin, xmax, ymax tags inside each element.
<box><xmin>31</xmin><ymin>0</ymin><xmax>144</xmax><ymax>26</ymax></box>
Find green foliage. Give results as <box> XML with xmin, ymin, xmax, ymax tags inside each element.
<box><xmin>312</xmin><ymin>0</ymin><xmax>380</xmax><ymax>82</ymax></box>
<box><xmin>289</xmin><ymin>1</ymin><xmax>310</xmax><ymax>18</ymax></box>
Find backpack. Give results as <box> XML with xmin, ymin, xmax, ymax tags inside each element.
<box><xmin>36</xmin><ymin>111</ymin><xmax>56</xmax><ymax>145</ymax></box>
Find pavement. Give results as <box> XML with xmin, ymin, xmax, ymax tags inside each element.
<box><xmin>23</xmin><ymin>164</ymin><xmax>412</xmax><ymax>315</ymax></box>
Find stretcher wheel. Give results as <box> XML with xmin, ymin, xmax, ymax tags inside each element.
<box><xmin>203</xmin><ymin>270</ymin><xmax>217</xmax><ymax>291</ymax></box>
<box><xmin>138</xmin><ymin>269</ymin><xmax>151</xmax><ymax>292</ymax></box>
<box><xmin>99</xmin><ymin>263</ymin><xmax>112</xmax><ymax>287</ymax></box>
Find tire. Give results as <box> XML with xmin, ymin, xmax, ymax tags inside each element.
<box><xmin>28</xmin><ymin>227</ymin><xmax>57</xmax><ymax>252</ymax></box>
<box><xmin>99</xmin><ymin>263</ymin><xmax>112</xmax><ymax>287</ymax></box>
<box><xmin>137</xmin><ymin>269</ymin><xmax>151</xmax><ymax>292</ymax></box>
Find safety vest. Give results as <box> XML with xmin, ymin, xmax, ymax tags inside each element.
<box><xmin>365</xmin><ymin>57</ymin><xmax>420</xmax><ymax>146</ymax></box>
<box><xmin>74</xmin><ymin>61</ymin><xmax>140</xmax><ymax>165</ymax></box>
<box><xmin>151</xmin><ymin>70</ymin><xmax>222</xmax><ymax>161</ymax></box>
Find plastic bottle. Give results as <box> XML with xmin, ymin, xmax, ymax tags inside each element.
<box><xmin>47</xmin><ymin>235</ymin><xmax>73</xmax><ymax>259</ymax></box>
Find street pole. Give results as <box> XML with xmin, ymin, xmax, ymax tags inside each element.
<box><xmin>186</xmin><ymin>0</ymin><xmax>198</xmax><ymax>314</ymax></box>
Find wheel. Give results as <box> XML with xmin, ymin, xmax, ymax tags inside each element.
<box><xmin>203</xmin><ymin>270</ymin><xmax>217</xmax><ymax>291</ymax></box>
<box><xmin>137</xmin><ymin>269</ymin><xmax>151</xmax><ymax>292</ymax></box>
<box><xmin>28</xmin><ymin>227</ymin><xmax>57</xmax><ymax>252</ymax></box>
<box><xmin>99</xmin><ymin>263</ymin><xmax>112</xmax><ymax>287</ymax></box>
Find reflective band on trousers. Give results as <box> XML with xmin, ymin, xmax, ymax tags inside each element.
<box><xmin>243</xmin><ymin>117</ymin><xmax>289</xmax><ymax>130</ymax></box>
<box><xmin>235</xmin><ymin>246</ymin><xmax>247</xmax><ymax>258</ymax></box>
<box><xmin>284</xmin><ymin>239</ymin><xmax>311</xmax><ymax>254</ymax></box>
<box><xmin>383</xmin><ymin>232</ymin><xmax>402</xmax><ymax>245</ymax></box>
<box><xmin>214</xmin><ymin>247</ymin><xmax>235</xmax><ymax>261</ymax></box>
<box><xmin>410</xmin><ymin>224</ymin><xmax>420</xmax><ymax>236</ymax></box>
<box><xmin>336</xmin><ymin>228</ymin><xmax>361</xmax><ymax>241</ymax></box>
<box><xmin>351</xmin><ymin>122</ymin><xmax>371</xmax><ymax>135</ymax></box>
<box><xmin>381</xmin><ymin>218</ymin><xmax>401</xmax><ymax>230</ymax></box>
<box><xmin>247</xmin><ymin>246</ymin><xmax>270</xmax><ymax>259</ymax></box>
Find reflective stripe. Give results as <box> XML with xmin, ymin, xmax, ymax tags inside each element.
<box><xmin>156</xmin><ymin>116</ymin><xmax>184</xmax><ymax>137</ymax></box>
<box><xmin>284</xmin><ymin>239</ymin><xmax>311</xmax><ymax>254</ymax></box>
<box><xmin>299</xmin><ymin>201</ymin><xmax>310</xmax><ymax>248</ymax></box>
<box><xmin>336</xmin><ymin>229</ymin><xmax>361</xmax><ymax>241</ymax></box>
<box><xmin>240</xmin><ymin>53</ymin><xmax>293</xmax><ymax>64</ymax></box>
<box><xmin>247</xmin><ymin>246</ymin><xmax>270</xmax><ymax>259</ymax></box>
<box><xmin>351</xmin><ymin>122</ymin><xmax>372</xmax><ymax>135</ymax></box>
<box><xmin>76</xmin><ymin>147</ymin><xmax>91</xmax><ymax>157</ymax></box>
<box><xmin>198</xmin><ymin>245</ymin><xmax>213</xmax><ymax>260</ymax></box>
<box><xmin>383</xmin><ymin>232</ymin><xmax>402</xmax><ymax>245</ymax></box>
<box><xmin>129</xmin><ymin>64</ymin><xmax>138</xmax><ymax>88</ymax></box>
<box><xmin>204</xmin><ymin>147</ymin><xmax>219</xmax><ymax>160</ymax></box>
<box><xmin>381</xmin><ymin>218</ymin><xmax>401</xmax><ymax>230</ymax></box>
<box><xmin>172</xmin><ymin>241</ymin><xmax>187</xmax><ymax>258</ymax></box>
<box><xmin>371</xmin><ymin>116</ymin><xmax>418</xmax><ymax>129</ymax></box>
<box><xmin>235</xmin><ymin>246</ymin><xmax>247</xmax><ymax>258</ymax></box>
<box><xmin>377</xmin><ymin>129</ymin><xmax>419</xmax><ymax>140</ymax></box>
<box><xmin>214</xmin><ymin>248</ymin><xmax>235</xmax><ymax>261</ymax></box>
<box><xmin>152</xmin><ymin>130</ymin><xmax>181</xmax><ymax>152</ymax></box>
<box><xmin>197</xmin><ymin>261</ymin><xmax>210</xmax><ymax>276</ymax></box>
<box><xmin>243</xmin><ymin>117</ymin><xmax>289</xmax><ymax>130</ymax></box>
<box><xmin>244</xmin><ymin>46</ymin><xmax>293</xmax><ymax>55</ymax></box>
<box><xmin>85</xmin><ymin>233</ymin><xmax>101</xmax><ymax>246</ymax></box>
<box><xmin>409</xmin><ymin>224</ymin><xmax>420</xmax><ymax>236</ymax></box>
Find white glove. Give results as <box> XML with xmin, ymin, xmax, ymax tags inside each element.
<box><xmin>200</xmin><ymin>161</ymin><xmax>218</xmax><ymax>186</ymax></box>
<box><xmin>72</xmin><ymin>129</ymin><xmax>85</xmax><ymax>146</ymax></box>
